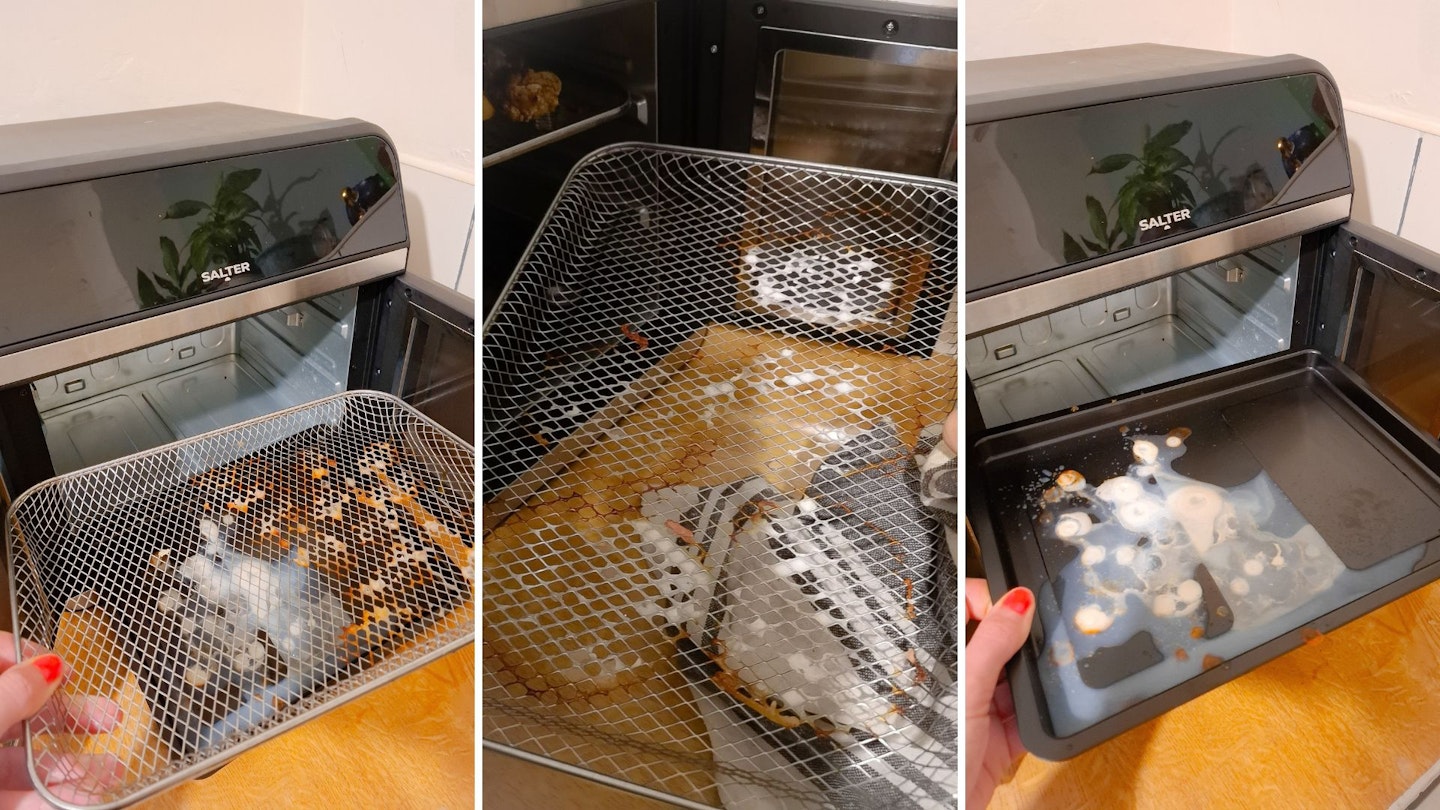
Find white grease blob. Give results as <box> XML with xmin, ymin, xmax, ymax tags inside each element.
<box><xmin>1131</xmin><ymin>439</ymin><xmax>1159</xmax><ymax>464</ymax></box>
<box><xmin>1035</xmin><ymin>430</ymin><xmax>1347</xmax><ymax>687</ymax></box>
<box><xmin>1116</xmin><ymin>498</ymin><xmax>1167</xmax><ymax>534</ymax></box>
<box><xmin>1055</xmin><ymin>513</ymin><xmax>1093</xmax><ymax>540</ymax></box>
<box><xmin>1050</xmin><ymin>640</ymin><xmax>1076</xmax><ymax>666</ymax></box>
<box><xmin>1167</xmin><ymin>485</ymin><xmax>1224</xmax><ymax>555</ymax></box>
<box><xmin>1096</xmin><ymin>477</ymin><xmax>1143</xmax><ymax>504</ymax></box>
<box><xmin>1074</xmin><ymin>605</ymin><xmax>1113</xmax><ymax>635</ymax></box>
<box><xmin>1176</xmin><ymin>579</ymin><xmax>1203</xmax><ymax>603</ymax></box>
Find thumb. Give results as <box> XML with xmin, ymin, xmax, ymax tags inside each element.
<box><xmin>965</xmin><ymin>588</ymin><xmax>1034</xmax><ymax>716</ymax></box>
<box><xmin>0</xmin><ymin>654</ymin><xmax>65</xmax><ymax>733</ymax></box>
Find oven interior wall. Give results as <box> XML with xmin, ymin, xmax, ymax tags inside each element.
<box><xmin>34</xmin><ymin>289</ymin><xmax>357</xmax><ymax>474</ymax></box>
<box><xmin>967</xmin><ymin>237</ymin><xmax>1301</xmax><ymax>428</ymax></box>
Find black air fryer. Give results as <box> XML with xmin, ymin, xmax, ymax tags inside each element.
<box><xmin>966</xmin><ymin>44</ymin><xmax>1440</xmax><ymax>759</ymax></box>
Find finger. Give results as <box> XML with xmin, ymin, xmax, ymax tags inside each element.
<box><xmin>2</xmin><ymin>694</ymin><xmax>123</xmax><ymax>740</ymax></box>
<box><xmin>0</xmin><ymin>747</ymin><xmax>126</xmax><ymax>794</ymax></box>
<box><xmin>1003</xmin><ymin>712</ymin><xmax>1025</xmax><ymax>768</ymax></box>
<box><xmin>993</xmin><ymin>677</ymin><xmax>1017</xmax><ymax>724</ymax></box>
<box><xmin>0</xmin><ymin>747</ymin><xmax>36</xmax><ymax>791</ymax></box>
<box><xmin>965</xmin><ymin>587</ymin><xmax>1034</xmax><ymax>719</ymax></box>
<box><xmin>0</xmin><ymin>789</ymin><xmax>58</xmax><ymax>810</ymax></box>
<box><xmin>0</xmin><ymin>635</ymin><xmax>50</xmax><ymax>671</ymax></box>
<box><xmin>35</xmin><ymin>749</ymin><xmax>128</xmax><ymax>791</ymax></box>
<box><xmin>942</xmin><ymin>410</ymin><xmax>958</xmax><ymax>453</ymax></box>
<box><xmin>0</xmin><ymin>655</ymin><xmax>66</xmax><ymax>737</ymax></box>
<box><xmin>966</xmin><ymin>579</ymin><xmax>995</xmax><ymax>623</ymax></box>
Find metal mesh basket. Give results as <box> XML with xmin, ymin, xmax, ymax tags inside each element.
<box><xmin>482</xmin><ymin>144</ymin><xmax>959</xmax><ymax>809</ymax></box>
<box><xmin>6</xmin><ymin>390</ymin><xmax>474</xmax><ymax>809</ymax></box>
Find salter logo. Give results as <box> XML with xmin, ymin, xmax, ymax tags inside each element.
<box><xmin>1138</xmin><ymin>208</ymin><xmax>1192</xmax><ymax>233</ymax></box>
<box><xmin>202</xmin><ymin>261</ymin><xmax>252</xmax><ymax>284</ymax></box>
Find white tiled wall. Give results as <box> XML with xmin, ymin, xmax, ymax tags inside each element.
<box><xmin>1345</xmin><ymin>109</ymin><xmax>1440</xmax><ymax>255</ymax></box>
<box><xmin>1398</xmin><ymin>136</ymin><xmax>1440</xmax><ymax>252</ymax></box>
<box><xmin>1345</xmin><ymin>112</ymin><xmax>1422</xmax><ymax>234</ymax></box>
<box><xmin>399</xmin><ymin>163</ymin><xmax>477</xmax><ymax>294</ymax></box>
<box><xmin>298</xmin><ymin>0</ymin><xmax>475</xmax><ymax>299</ymax></box>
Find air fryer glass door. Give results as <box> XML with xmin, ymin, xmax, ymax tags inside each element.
<box><xmin>1340</xmin><ymin>226</ymin><xmax>1440</xmax><ymax>439</ymax></box>
<box><xmin>753</xmin><ymin>30</ymin><xmax>957</xmax><ymax>177</ymax></box>
<box><xmin>371</xmin><ymin>277</ymin><xmax>475</xmax><ymax>443</ymax></box>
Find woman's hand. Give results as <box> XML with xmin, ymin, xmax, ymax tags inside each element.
<box><xmin>965</xmin><ymin>580</ymin><xmax>1034</xmax><ymax>808</ymax></box>
<box><xmin>0</xmin><ymin>633</ymin><xmax>124</xmax><ymax>808</ymax></box>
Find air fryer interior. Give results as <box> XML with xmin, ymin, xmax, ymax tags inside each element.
<box><xmin>34</xmin><ymin>289</ymin><xmax>358</xmax><ymax>475</ymax></box>
<box><xmin>967</xmin><ymin>238</ymin><xmax>1302</xmax><ymax>428</ymax></box>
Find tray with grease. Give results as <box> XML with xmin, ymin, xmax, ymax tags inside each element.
<box><xmin>5</xmin><ymin>391</ymin><xmax>474</xmax><ymax>809</ymax></box>
<box><xmin>482</xmin><ymin>144</ymin><xmax>959</xmax><ymax>809</ymax></box>
<box><xmin>970</xmin><ymin>350</ymin><xmax>1440</xmax><ymax>760</ymax></box>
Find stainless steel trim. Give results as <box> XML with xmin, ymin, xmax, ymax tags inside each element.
<box><xmin>0</xmin><ymin>249</ymin><xmax>406</xmax><ymax>389</ymax></box>
<box><xmin>482</xmin><ymin>101</ymin><xmax>631</xmax><ymax>169</ymax></box>
<box><xmin>1338</xmin><ymin>256</ymin><xmax>1367</xmax><ymax>365</ymax></box>
<box><xmin>965</xmin><ymin>195</ymin><xmax>1351</xmax><ymax>337</ymax></box>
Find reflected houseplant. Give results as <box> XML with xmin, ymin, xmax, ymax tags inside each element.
<box><xmin>136</xmin><ymin>168</ymin><xmax>328</xmax><ymax>306</ymax></box>
<box><xmin>137</xmin><ymin>168</ymin><xmax>265</xmax><ymax>307</ymax></box>
<box><xmin>1063</xmin><ymin>121</ymin><xmax>1232</xmax><ymax>262</ymax></box>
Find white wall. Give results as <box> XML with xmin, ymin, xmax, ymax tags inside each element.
<box><xmin>0</xmin><ymin>2</ymin><xmax>302</xmax><ymax>123</ymax></box>
<box><xmin>966</xmin><ymin>1</ymin><xmax>1231</xmax><ymax>61</ymax></box>
<box><xmin>969</xmin><ymin>0</ymin><xmax>1440</xmax><ymax>255</ymax></box>
<box><xmin>1</xmin><ymin>2</ymin><xmax>475</xmax><ymax>298</ymax></box>
<box><xmin>1228</xmin><ymin>1</ymin><xmax>1440</xmax><ymax>251</ymax></box>
<box><xmin>301</xmin><ymin>0</ymin><xmax>476</xmax><ymax>296</ymax></box>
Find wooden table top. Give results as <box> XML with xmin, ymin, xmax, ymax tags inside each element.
<box><xmin>989</xmin><ymin>578</ymin><xmax>1440</xmax><ymax>810</ymax></box>
<box><xmin>137</xmin><ymin>647</ymin><xmax>474</xmax><ymax>809</ymax></box>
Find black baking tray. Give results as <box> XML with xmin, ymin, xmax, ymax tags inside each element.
<box><xmin>969</xmin><ymin>350</ymin><xmax>1440</xmax><ymax>759</ymax></box>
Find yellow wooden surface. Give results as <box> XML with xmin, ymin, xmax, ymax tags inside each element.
<box><xmin>35</xmin><ymin>567</ymin><xmax>474</xmax><ymax>809</ymax></box>
<box><xmin>989</xmin><ymin>579</ymin><xmax>1440</xmax><ymax>810</ymax></box>
<box><xmin>483</xmin><ymin>749</ymin><xmax>674</xmax><ymax>810</ymax></box>
<box><xmin>134</xmin><ymin>647</ymin><xmax>474</xmax><ymax>810</ymax></box>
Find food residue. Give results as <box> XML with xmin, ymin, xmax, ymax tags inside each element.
<box><xmin>1056</xmin><ymin>470</ymin><xmax>1085</xmax><ymax>492</ymax></box>
<box><xmin>503</xmin><ymin>69</ymin><xmax>561</xmax><ymax>122</ymax></box>
<box><xmin>620</xmin><ymin>323</ymin><xmax>650</xmax><ymax>351</ymax></box>
<box><xmin>1074</xmin><ymin>605</ymin><xmax>1113</xmax><ymax>635</ymax></box>
<box><xmin>1201</xmin><ymin>654</ymin><xmax>1224</xmax><ymax>671</ymax></box>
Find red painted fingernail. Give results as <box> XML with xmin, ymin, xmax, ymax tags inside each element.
<box><xmin>1005</xmin><ymin>588</ymin><xmax>1033</xmax><ymax>615</ymax></box>
<box><xmin>31</xmin><ymin>654</ymin><xmax>63</xmax><ymax>684</ymax></box>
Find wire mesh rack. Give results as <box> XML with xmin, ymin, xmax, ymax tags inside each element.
<box><xmin>482</xmin><ymin>143</ymin><xmax>959</xmax><ymax>809</ymax></box>
<box><xmin>6</xmin><ymin>390</ymin><xmax>474</xmax><ymax>809</ymax></box>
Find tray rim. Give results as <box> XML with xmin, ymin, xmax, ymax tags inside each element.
<box><xmin>968</xmin><ymin>348</ymin><xmax>1440</xmax><ymax>760</ymax></box>
<box><xmin>7</xmin><ymin>388</ymin><xmax>474</xmax><ymax>513</ymax></box>
<box><xmin>479</xmin><ymin>140</ymin><xmax>959</xmax><ymax>335</ymax></box>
